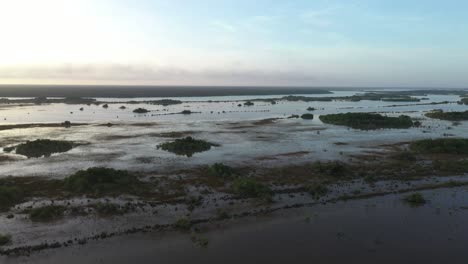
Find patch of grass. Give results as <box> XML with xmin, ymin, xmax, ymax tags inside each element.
<box><xmin>0</xmin><ymin>185</ymin><xmax>23</xmax><ymax>212</ymax></box>
<box><xmin>409</xmin><ymin>138</ymin><xmax>468</xmax><ymax>155</ymax></box>
<box><xmin>208</xmin><ymin>163</ymin><xmax>235</xmax><ymax>178</ymax></box>
<box><xmin>306</xmin><ymin>183</ymin><xmax>328</xmax><ymax>198</ymax></box>
<box><xmin>64</xmin><ymin>167</ymin><xmax>145</xmax><ymax>196</ymax></box>
<box><xmin>403</xmin><ymin>193</ymin><xmax>426</xmax><ymax>206</ymax></box>
<box><xmin>0</xmin><ymin>234</ymin><xmax>12</xmax><ymax>246</ymax></box>
<box><xmin>232</xmin><ymin>178</ymin><xmax>272</xmax><ymax>200</ymax></box>
<box><xmin>157</xmin><ymin>137</ymin><xmax>218</xmax><ymax>157</ymax></box>
<box><xmin>13</xmin><ymin>139</ymin><xmax>74</xmax><ymax>158</ymax></box>
<box><xmin>319</xmin><ymin>113</ymin><xmax>414</xmax><ymax>130</ymax></box>
<box><xmin>425</xmin><ymin>110</ymin><xmax>468</xmax><ymax>121</ymax></box>
<box><xmin>29</xmin><ymin>205</ymin><xmax>65</xmax><ymax>222</ymax></box>
<box><xmin>301</xmin><ymin>113</ymin><xmax>314</xmax><ymax>120</ymax></box>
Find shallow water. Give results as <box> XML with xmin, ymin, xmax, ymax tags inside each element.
<box><xmin>6</xmin><ymin>186</ymin><xmax>468</xmax><ymax>264</ymax></box>
<box><xmin>0</xmin><ymin>90</ymin><xmax>466</xmax><ymax>177</ymax></box>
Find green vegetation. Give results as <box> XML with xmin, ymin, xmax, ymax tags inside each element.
<box><xmin>133</xmin><ymin>108</ymin><xmax>150</xmax><ymax>114</ymax></box>
<box><xmin>310</xmin><ymin>161</ymin><xmax>349</xmax><ymax>178</ymax></box>
<box><xmin>174</xmin><ymin>217</ymin><xmax>192</xmax><ymax>231</ymax></box>
<box><xmin>157</xmin><ymin>137</ymin><xmax>218</xmax><ymax>157</ymax></box>
<box><xmin>244</xmin><ymin>101</ymin><xmax>254</xmax><ymax>106</ymax></box>
<box><xmin>409</xmin><ymin>138</ymin><xmax>468</xmax><ymax>155</ymax></box>
<box><xmin>0</xmin><ymin>234</ymin><xmax>12</xmax><ymax>246</ymax></box>
<box><xmin>208</xmin><ymin>163</ymin><xmax>235</xmax><ymax>178</ymax></box>
<box><xmin>181</xmin><ymin>110</ymin><xmax>193</xmax><ymax>114</ymax></box>
<box><xmin>319</xmin><ymin>112</ymin><xmax>414</xmax><ymax>130</ymax></box>
<box><xmin>232</xmin><ymin>178</ymin><xmax>272</xmax><ymax>200</ymax></box>
<box><xmin>11</xmin><ymin>139</ymin><xmax>74</xmax><ymax>158</ymax></box>
<box><xmin>301</xmin><ymin>113</ymin><xmax>314</xmax><ymax>120</ymax></box>
<box><xmin>306</xmin><ymin>183</ymin><xmax>328</xmax><ymax>198</ymax></box>
<box><xmin>459</xmin><ymin>97</ymin><xmax>468</xmax><ymax>105</ymax></box>
<box><xmin>425</xmin><ymin>110</ymin><xmax>468</xmax><ymax>121</ymax></box>
<box><xmin>306</xmin><ymin>107</ymin><xmax>316</xmax><ymax>111</ymax></box>
<box><xmin>0</xmin><ymin>185</ymin><xmax>23</xmax><ymax>212</ymax></box>
<box><xmin>64</xmin><ymin>167</ymin><xmax>145</xmax><ymax>196</ymax></box>
<box><xmin>29</xmin><ymin>205</ymin><xmax>65</xmax><ymax>222</ymax></box>
<box><xmin>403</xmin><ymin>193</ymin><xmax>426</xmax><ymax>206</ymax></box>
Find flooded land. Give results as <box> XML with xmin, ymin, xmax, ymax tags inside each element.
<box><xmin>0</xmin><ymin>88</ymin><xmax>467</xmax><ymax>263</ymax></box>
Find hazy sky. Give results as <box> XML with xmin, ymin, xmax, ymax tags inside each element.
<box><xmin>0</xmin><ymin>0</ymin><xmax>467</xmax><ymax>87</ymax></box>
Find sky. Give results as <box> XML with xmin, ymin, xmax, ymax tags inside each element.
<box><xmin>0</xmin><ymin>0</ymin><xmax>467</xmax><ymax>87</ymax></box>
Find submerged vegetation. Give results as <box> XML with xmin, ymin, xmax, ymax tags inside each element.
<box><xmin>157</xmin><ymin>137</ymin><xmax>218</xmax><ymax>157</ymax></box>
<box><xmin>7</xmin><ymin>139</ymin><xmax>75</xmax><ymax>158</ymax></box>
<box><xmin>319</xmin><ymin>113</ymin><xmax>414</xmax><ymax>130</ymax></box>
<box><xmin>425</xmin><ymin>110</ymin><xmax>468</xmax><ymax>121</ymax></box>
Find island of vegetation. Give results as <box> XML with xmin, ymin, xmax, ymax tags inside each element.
<box><xmin>425</xmin><ymin>110</ymin><xmax>468</xmax><ymax>121</ymax></box>
<box><xmin>133</xmin><ymin>108</ymin><xmax>150</xmax><ymax>114</ymax></box>
<box><xmin>319</xmin><ymin>112</ymin><xmax>414</xmax><ymax>130</ymax></box>
<box><xmin>157</xmin><ymin>137</ymin><xmax>219</xmax><ymax>157</ymax></box>
<box><xmin>301</xmin><ymin>113</ymin><xmax>314</xmax><ymax>120</ymax></box>
<box><xmin>4</xmin><ymin>139</ymin><xmax>75</xmax><ymax>158</ymax></box>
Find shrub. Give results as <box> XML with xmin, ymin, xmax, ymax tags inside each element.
<box><xmin>157</xmin><ymin>137</ymin><xmax>218</xmax><ymax>157</ymax></box>
<box><xmin>174</xmin><ymin>217</ymin><xmax>192</xmax><ymax>231</ymax></box>
<box><xmin>232</xmin><ymin>178</ymin><xmax>272</xmax><ymax>200</ymax></box>
<box><xmin>306</xmin><ymin>183</ymin><xmax>328</xmax><ymax>198</ymax></box>
<box><xmin>244</xmin><ymin>101</ymin><xmax>254</xmax><ymax>106</ymax></box>
<box><xmin>14</xmin><ymin>139</ymin><xmax>74</xmax><ymax>158</ymax></box>
<box><xmin>64</xmin><ymin>167</ymin><xmax>143</xmax><ymax>195</ymax></box>
<box><xmin>306</xmin><ymin>107</ymin><xmax>316</xmax><ymax>111</ymax></box>
<box><xmin>319</xmin><ymin>113</ymin><xmax>414</xmax><ymax>130</ymax></box>
<box><xmin>0</xmin><ymin>234</ymin><xmax>11</xmax><ymax>246</ymax></box>
<box><xmin>403</xmin><ymin>193</ymin><xmax>426</xmax><ymax>206</ymax></box>
<box><xmin>29</xmin><ymin>205</ymin><xmax>65</xmax><ymax>222</ymax></box>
